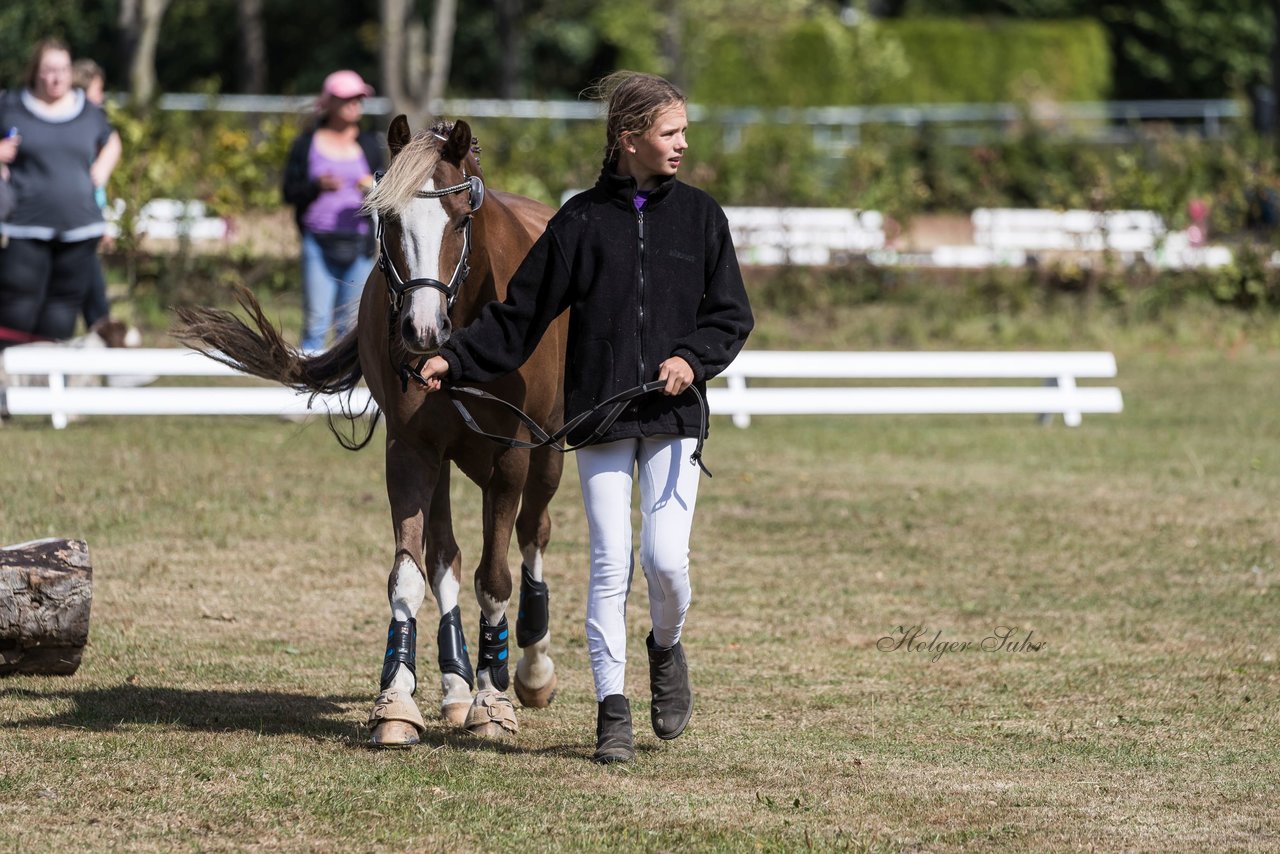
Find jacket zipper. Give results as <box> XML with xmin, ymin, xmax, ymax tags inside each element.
<box><xmin>636</xmin><ymin>207</ymin><xmax>647</xmax><ymax>386</ymax></box>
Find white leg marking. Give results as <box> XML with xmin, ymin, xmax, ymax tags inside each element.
<box><xmin>387</xmin><ymin>554</ymin><xmax>426</xmax><ymax>695</ymax></box>
<box><xmin>477</xmin><ymin>587</ymin><xmax>508</xmax><ymax>626</ymax></box>
<box><xmin>517</xmin><ymin>544</ymin><xmax>555</xmax><ymax>691</ymax></box>
<box><xmin>431</xmin><ymin>557</ymin><xmax>460</xmax><ymax>615</ymax></box>
<box><xmin>521</xmin><ymin>543</ymin><xmax>544</xmax><ymax>582</ymax></box>
<box><xmin>430</xmin><ymin>558</ymin><xmax>471</xmax><ymax>708</ymax></box>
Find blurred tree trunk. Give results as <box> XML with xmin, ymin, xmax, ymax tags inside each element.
<box><xmin>496</xmin><ymin>0</ymin><xmax>522</xmax><ymax>99</ymax></box>
<box><xmin>381</xmin><ymin>0</ymin><xmax>457</xmax><ymax>124</ymax></box>
<box><xmin>237</xmin><ymin>0</ymin><xmax>268</xmax><ymax>94</ymax></box>
<box><xmin>424</xmin><ymin>0</ymin><xmax>458</xmax><ymax>113</ymax></box>
<box><xmin>1273</xmin><ymin>0</ymin><xmax>1280</xmax><ymax>151</ymax></box>
<box><xmin>381</xmin><ymin>0</ymin><xmax>409</xmax><ymax>117</ymax></box>
<box><xmin>660</xmin><ymin>0</ymin><xmax>684</xmax><ymax>88</ymax></box>
<box><xmin>119</xmin><ymin>0</ymin><xmax>172</xmax><ymax>105</ymax></box>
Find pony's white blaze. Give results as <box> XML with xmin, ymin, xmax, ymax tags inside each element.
<box><xmin>388</xmin><ymin>553</ymin><xmax>426</xmax><ymax>694</ymax></box>
<box><xmin>399</xmin><ymin>181</ymin><xmax>451</xmax><ymax>349</ymax></box>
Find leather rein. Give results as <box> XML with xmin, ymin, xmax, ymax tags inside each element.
<box><xmin>401</xmin><ymin>363</ymin><xmax>713</xmax><ymax>477</ymax></box>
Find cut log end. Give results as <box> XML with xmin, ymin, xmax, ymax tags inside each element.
<box><xmin>1</xmin><ymin>538</ymin><xmax>93</xmax><ymax>677</ymax></box>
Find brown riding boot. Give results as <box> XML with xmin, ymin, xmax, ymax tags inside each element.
<box><xmin>593</xmin><ymin>694</ymin><xmax>635</xmax><ymax>764</ymax></box>
<box><xmin>647</xmin><ymin>631</ymin><xmax>693</xmax><ymax>740</ymax></box>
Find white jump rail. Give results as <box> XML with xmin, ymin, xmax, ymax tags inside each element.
<box><xmin>709</xmin><ymin>351</ymin><xmax>1122</xmax><ymax>428</ymax></box>
<box><xmin>2</xmin><ymin>346</ymin><xmax>1121</xmax><ymax>430</ymax></box>
<box><xmin>2</xmin><ymin>346</ymin><xmax>369</xmax><ymax>429</ymax></box>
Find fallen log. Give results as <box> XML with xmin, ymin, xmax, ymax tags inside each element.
<box><xmin>0</xmin><ymin>538</ymin><xmax>93</xmax><ymax>676</ymax></box>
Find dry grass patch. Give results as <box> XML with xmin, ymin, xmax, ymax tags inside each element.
<box><xmin>1</xmin><ymin>349</ymin><xmax>1277</xmax><ymax>851</ymax></box>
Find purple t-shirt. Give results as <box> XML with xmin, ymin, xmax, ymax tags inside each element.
<box><xmin>302</xmin><ymin>141</ymin><xmax>370</xmax><ymax>235</ymax></box>
<box><xmin>634</xmin><ymin>190</ymin><xmax>651</xmax><ymax>210</ymax></box>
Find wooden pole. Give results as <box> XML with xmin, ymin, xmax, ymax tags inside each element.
<box><xmin>0</xmin><ymin>539</ymin><xmax>93</xmax><ymax>676</ymax></box>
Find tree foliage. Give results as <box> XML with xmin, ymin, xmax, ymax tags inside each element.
<box><xmin>0</xmin><ymin>0</ymin><xmax>1269</xmax><ymax>104</ymax></box>
<box><xmin>901</xmin><ymin>0</ymin><xmax>1273</xmax><ymax>99</ymax></box>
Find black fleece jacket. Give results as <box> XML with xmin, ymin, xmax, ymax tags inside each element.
<box><xmin>281</xmin><ymin>127</ymin><xmax>385</xmax><ymax>234</ymax></box>
<box><xmin>440</xmin><ymin>164</ymin><xmax>754</xmax><ymax>445</ymax></box>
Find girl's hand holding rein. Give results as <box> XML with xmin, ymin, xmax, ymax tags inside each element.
<box><xmin>419</xmin><ymin>355</ymin><xmax>449</xmax><ymax>392</ymax></box>
<box><xmin>658</xmin><ymin>356</ymin><xmax>694</xmax><ymax>395</ymax></box>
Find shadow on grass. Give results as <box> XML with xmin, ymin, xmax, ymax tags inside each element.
<box><xmin>0</xmin><ymin>684</ymin><xmax>607</xmax><ymax>758</ymax></box>
<box><xmin>1</xmin><ymin>684</ymin><xmax>367</xmax><ymax>743</ymax></box>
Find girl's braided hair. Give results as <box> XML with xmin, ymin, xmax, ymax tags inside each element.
<box><xmin>585</xmin><ymin>71</ymin><xmax>686</xmax><ymax>164</ymax></box>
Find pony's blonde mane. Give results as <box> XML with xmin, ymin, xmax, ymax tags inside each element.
<box><xmin>363</xmin><ymin>131</ymin><xmax>445</xmax><ymax>217</ymax></box>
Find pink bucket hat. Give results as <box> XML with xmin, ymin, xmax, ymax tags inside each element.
<box><xmin>321</xmin><ymin>69</ymin><xmax>374</xmax><ymax>100</ymax></box>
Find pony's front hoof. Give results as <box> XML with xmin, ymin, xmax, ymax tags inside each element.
<box><xmin>514</xmin><ymin>669</ymin><xmax>558</xmax><ymax>709</ymax></box>
<box><xmin>464</xmin><ymin>689</ymin><xmax>519</xmax><ymax>739</ymax></box>
<box><xmin>366</xmin><ymin>690</ymin><xmax>426</xmax><ymax>748</ymax></box>
<box><xmin>441</xmin><ymin>701</ymin><xmax>470</xmax><ymax>726</ymax></box>
<box><xmin>369</xmin><ymin>720</ymin><xmax>420</xmax><ymax>749</ymax></box>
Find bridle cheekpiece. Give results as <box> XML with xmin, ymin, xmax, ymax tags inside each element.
<box><xmin>375</xmin><ymin>171</ymin><xmax>485</xmax><ymax>314</ymax></box>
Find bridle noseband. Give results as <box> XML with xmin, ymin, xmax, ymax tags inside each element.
<box><xmin>375</xmin><ymin>172</ymin><xmax>485</xmax><ymax>314</ymax></box>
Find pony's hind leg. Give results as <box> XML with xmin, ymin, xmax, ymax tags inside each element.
<box><xmin>513</xmin><ymin>443</ymin><xmax>562</xmax><ymax>708</ymax></box>
<box><xmin>424</xmin><ymin>464</ymin><xmax>475</xmax><ymax>725</ymax></box>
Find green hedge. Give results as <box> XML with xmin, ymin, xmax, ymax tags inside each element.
<box><xmin>689</xmin><ymin>15</ymin><xmax>1109</xmax><ymax>108</ymax></box>
<box><xmin>689</xmin><ymin>10</ymin><xmax>908</xmax><ymax>107</ymax></box>
<box><xmin>103</xmin><ymin>106</ymin><xmax>1278</xmax><ymax>239</ymax></box>
<box><xmin>878</xmin><ymin>18</ymin><xmax>1111</xmax><ymax>104</ymax></box>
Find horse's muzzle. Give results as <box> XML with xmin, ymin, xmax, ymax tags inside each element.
<box><xmin>400</xmin><ymin>314</ymin><xmax>451</xmax><ymax>356</ymax></box>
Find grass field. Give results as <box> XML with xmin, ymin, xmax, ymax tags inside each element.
<box><xmin>1</xmin><ymin>342</ymin><xmax>1278</xmax><ymax>851</ymax></box>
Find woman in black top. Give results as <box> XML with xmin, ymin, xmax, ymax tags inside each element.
<box><xmin>419</xmin><ymin>72</ymin><xmax>753</xmax><ymax>763</ymax></box>
<box><xmin>0</xmin><ymin>39</ymin><xmax>116</xmax><ymax>343</ymax></box>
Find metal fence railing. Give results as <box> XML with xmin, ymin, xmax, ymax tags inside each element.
<box><xmin>146</xmin><ymin>94</ymin><xmax>1246</xmax><ymax>151</ymax></box>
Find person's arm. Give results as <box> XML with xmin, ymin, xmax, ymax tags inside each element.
<box><xmin>0</xmin><ymin>134</ymin><xmax>17</xmax><ymax>181</ymax></box>
<box><xmin>418</xmin><ymin>225</ymin><xmax>574</xmax><ymax>389</ymax></box>
<box><xmin>281</xmin><ymin>134</ymin><xmax>321</xmax><ymax>208</ymax></box>
<box><xmin>90</xmin><ymin>130</ymin><xmax>121</xmax><ymax>189</ymax></box>
<box><xmin>667</xmin><ymin>216</ymin><xmax>754</xmax><ymax>383</ymax></box>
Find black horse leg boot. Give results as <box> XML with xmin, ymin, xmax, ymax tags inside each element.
<box><xmin>593</xmin><ymin>694</ymin><xmax>635</xmax><ymax>764</ymax></box>
<box><xmin>647</xmin><ymin>631</ymin><xmax>692</xmax><ymax>739</ymax></box>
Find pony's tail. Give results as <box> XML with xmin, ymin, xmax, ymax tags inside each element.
<box><xmin>174</xmin><ymin>285</ymin><xmax>381</xmax><ymax>451</ymax></box>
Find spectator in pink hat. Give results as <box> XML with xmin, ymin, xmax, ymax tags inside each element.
<box><xmin>282</xmin><ymin>69</ymin><xmax>385</xmax><ymax>353</ymax></box>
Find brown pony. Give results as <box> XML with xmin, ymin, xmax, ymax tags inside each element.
<box><xmin>178</xmin><ymin>117</ymin><xmax>568</xmax><ymax>747</ymax></box>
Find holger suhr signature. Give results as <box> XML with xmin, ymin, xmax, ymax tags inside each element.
<box><xmin>878</xmin><ymin>625</ymin><xmax>1045</xmax><ymax>662</ymax></box>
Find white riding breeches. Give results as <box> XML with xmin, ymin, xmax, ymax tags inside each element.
<box><xmin>577</xmin><ymin>435</ymin><xmax>701</xmax><ymax>702</ymax></box>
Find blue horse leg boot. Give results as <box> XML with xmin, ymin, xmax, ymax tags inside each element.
<box><xmin>437</xmin><ymin>606</ymin><xmax>474</xmax><ymax>690</ymax></box>
<box><xmin>477</xmin><ymin>614</ymin><xmax>510</xmax><ymax>691</ymax></box>
<box><xmin>379</xmin><ymin>618</ymin><xmax>417</xmax><ymax>693</ymax></box>
<box><xmin>516</xmin><ymin>563</ymin><xmax>549</xmax><ymax>649</ymax></box>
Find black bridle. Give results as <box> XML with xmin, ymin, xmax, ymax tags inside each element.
<box><xmin>375</xmin><ymin>172</ymin><xmax>485</xmax><ymax>314</ymax></box>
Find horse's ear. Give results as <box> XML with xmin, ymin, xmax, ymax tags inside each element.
<box><xmin>388</xmin><ymin>115</ymin><xmax>411</xmax><ymax>156</ymax></box>
<box><xmin>442</xmin><ymin>119</ymin><xmax>472</xmax><ymax>166</ymax></box>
